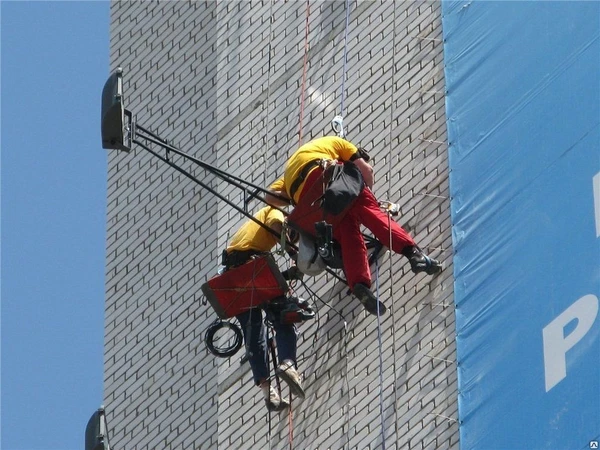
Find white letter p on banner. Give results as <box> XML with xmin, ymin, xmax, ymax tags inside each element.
<box><xmin>542</xmin><ymin>294</ymin><xmax>599</xmax><ymax>392</ymax></box>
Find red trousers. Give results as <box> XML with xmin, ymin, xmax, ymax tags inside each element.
<box><xmin>294</xmin><ymin>168</ymin><xmax>415</xmax><ymax>289</ymax></box>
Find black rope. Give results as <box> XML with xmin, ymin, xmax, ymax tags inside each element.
<box><xmin>299</xmin><ymin>279</ymin><xmax>345</xmax><ymax>322</ymax></box>
<box><xmin>287</xmin><ymin>283</ymin><xmax>324</xmax><ymax>367</ymax></box>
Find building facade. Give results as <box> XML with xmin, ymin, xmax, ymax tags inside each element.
<box><xmin>103</xmin><ymin>1</ymin><xmax>456</xmax><ymax>448</ymax></box>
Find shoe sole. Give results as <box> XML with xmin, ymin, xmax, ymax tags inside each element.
<box><xmin>354</xmin><ymin>286</ymin><xmax>387</xmax><ymax>316</ymax></box>
<box><xmin>425</xmin><ymin>264</ymin><xmax>442</xmax><ymax>275</ymax></box>
<box><xmin>277</xmin><ymin>369</ymin><xmax>306</xmax><ymax>399</ymax></box>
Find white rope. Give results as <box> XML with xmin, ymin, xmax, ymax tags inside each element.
<box><xmin>341</xmin><ymin>317</ymin><xmax>350</xmax><ymax>450</ymax></box>
<box><xmin>263</xmin><ymin>0</ymin><xmax>275</xmax><ymax>182</ymax></box>
<box><xmin>258</xmin><ymin>8</ymin><xmax>277</xmax><ymax>443</ymax></box>
<box><xmin>386</xmin><ymin>3</ymin><xmax>401</xmax><ymax>443</ymax></box>
<box><xmin>375</xmin><ymin>259</ymin><xmax>386</xmax><ymax>449</ymax></box>
<box><xmin>301</xmin><ymin>280</ymin><xmax>350</xmax><ymax>448</ymax></box>
<box><xmin>339</xmin><ymin>0</ymin><xmax>351</xmax><ymax>117</ymax></box>
<box><xmin>387</xmin><ymin>211</ymin><xmax>400</xmax><ymax>445</ymax></box>
<box><xmin>331</xmin><ymin>0</ymin><xmax>352</xmax><ymax>139</ymax></box>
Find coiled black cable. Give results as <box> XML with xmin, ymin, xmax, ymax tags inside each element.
<box><xmin>204</xmin><ymin>320</ymin><xmax>243</xmax><ymax>358</ymax></box>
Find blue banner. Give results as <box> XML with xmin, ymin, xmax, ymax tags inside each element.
<box><xmin>442</xmin><ymin>1</ymin><xmax>600</xmax><ymax>449</ymax></box>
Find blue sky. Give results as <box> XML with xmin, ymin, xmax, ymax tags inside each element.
<box><xmin>2</xmin><ymin>2</ymin><xmax>109</xmax><ymax>449</ymax></box>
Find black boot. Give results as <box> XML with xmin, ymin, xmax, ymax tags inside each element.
<box><xmin>402</xmin><ymin>246</ymin><xmax>442</xmax><ymax>275</ymax></box>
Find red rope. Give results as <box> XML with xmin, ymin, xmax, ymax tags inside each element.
<box><xmin>288</xmin><ymin>397</ymin><xmax>294</xmax><ymax>449</ymax></box>
<box><xmin>297</xmin><ymin>0</ymin><xmax>311</xmax><ymax>146</ymax></box>
<box><xmin>286</xmin><ymin>3</ymin><xmax>311</xmax><ymax>448</ymax></box>
<box><xmin>288</xmin><ymin>3</ymin><xmax>310</xmax><ymax>448</ymax></box>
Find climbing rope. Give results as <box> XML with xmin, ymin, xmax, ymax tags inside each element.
<box><xmin>292</xmin><ymin>282</ymin><xmax>338</xmax><ymax>381</ymax></box>
<box><xmin>387</xmin><ymin>210</ymin><xmax>400</xmax><ymax>444</ymax></box>
<box><xmin>280</xmin><ymin>275</ymin><xmax>347</xmax><ymax>450</ymax></box>
<box><xmin>263</xmin><ymin>0</ymin><xmax>276</xmax><ymax>183</ymax></box>
<box><xmin>266</xmin><ymin>321</ymin><xmax>273</xmax><ymax>450</ymax></box>
<box><xmin>339</xmin><ymin>0</ymin><xmax>352</xmax><ymax>118</ymax></box>
<box><xmin>298</xmin><ymin>278</ymin><xmax>351</xmax><ymax>450</ymax></box>
<box><xmin>245</xmin><ymin>260</ymin><xmax>258</xmax><ymax>393</ymax></box>
<box><xmin>297</xmin><ymin>0</ymin><xmax>311</xmax><ymax>145</ymax></box>
<box><xmin>288</xmin><ymin>394</ymin><xmax>294</xmax><ymax>450</ymax></box>
<box><xmin>237</xmin><ymin>259</ymin><xmax>285</xmax><ymax>450</ymax></box>
<box><xmin>386</xmin><ymin>3</ymin><xmax>401</xmax><ymax>443</ymax></box>
<box><xmin>289</xmin><ymin>0</ymin><xmax>312</xmax><ymax>428</ymax></box>
<box><xmin>374</xmin><ymin>258</ymin><xmax>386</xmax><ymax>449</ymax></box>
<box><xmin>330</xmin><ymin>0</ymin><xmax>352</xmax><ymax>140</ymax></box>
<box><xmin>341</xmin><ymin>313</ymin><xmax>351</xmax><ymax>450</ymax></box>
<box><xmin>300</xmin><ymin>278</ymin><xmax>352</xmax><ymax>450</ymax></box>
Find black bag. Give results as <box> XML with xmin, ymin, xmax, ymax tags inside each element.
<box><xmin>322</xmin><ymin>162</ymin><xmax>365</xmax><ymax>215</ymax></box>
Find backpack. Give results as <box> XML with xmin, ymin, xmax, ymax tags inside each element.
<box><xmin>322</xmin><ymin>162</ymin><xmax>364</xmax><ymax>216</ymax></box>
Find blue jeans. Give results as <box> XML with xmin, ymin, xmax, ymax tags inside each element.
<box><xmin>236</xmin><ymin>307</ymin><xmax>298</xmax><ymax>386</ymax></box>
